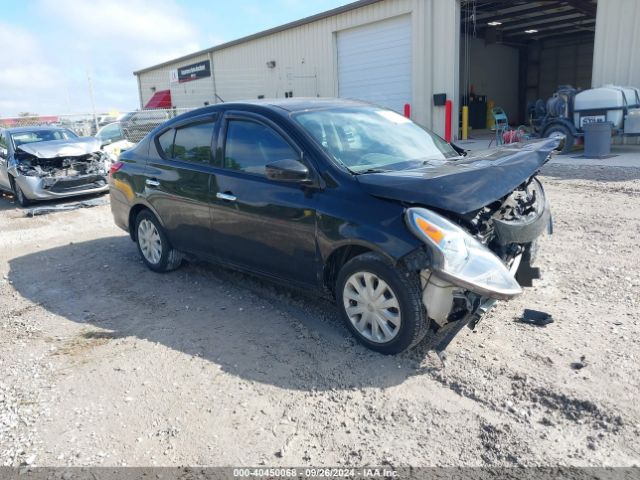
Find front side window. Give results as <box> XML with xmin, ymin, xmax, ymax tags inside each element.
<box><xmin>224</xmin><ymin>120</ymin><xmax>297</xmax><ymax>176</ymax></box>
<box><xmin>294</xmin><ymin>107</ymin><xmax>459</xmax><ymax>173</ymax></box>
<box><xmin>157</xmin><ymin>129</ymin><xmax>175</xmax><ymax>158</ymax></box>
<box><xmin>98</xmin><ymin>123</ymin><xmax>123</xmax><ymax>142</ymax></box>
<box><xmin>172</xmin><ymin>121</ymin><xmax>215</xmax><ymax>163</ymax></box>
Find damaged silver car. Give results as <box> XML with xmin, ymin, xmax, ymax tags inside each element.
<box><xmin>0</xmin><ymin>126</ymin><xmax>109</xmax><ymax>206</ymax></box>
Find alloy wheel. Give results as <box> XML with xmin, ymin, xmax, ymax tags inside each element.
<box><xmin>343</xmin><ymin>271</ymin><xmax>401</xmax><ymax>344</ymax></box>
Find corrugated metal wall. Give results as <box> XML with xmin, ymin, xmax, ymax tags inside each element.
<box><xmin>592</xmin><ymin>0</ymin><xmax>640</xmax><ymax>143</ymax></box>
<box><xmin>136</xmin><ymin>0</ymin><xmax>461</xmax><ymax>137</ymax></box>
<box><xmin>592</xmin><ymin>0</ymin><xmax>640</xmax><ymax>88</ymax></box>
<box><xmin>532</xmin><ymin>35</ymin><xmax>594</xmax><ymax>102</ymax></box>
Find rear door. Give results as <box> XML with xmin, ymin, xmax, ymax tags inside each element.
<box><xmin>208</xmin><ymin>111</ymin><xmax>319</xmax><ymax>286</ymax></box>
<box><xmin>144</xmin><ymin>113</ymin><xmax>218</xmax><ymax>255</ymax></box>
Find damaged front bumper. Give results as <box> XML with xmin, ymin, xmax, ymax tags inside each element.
<box><xmin>422</xmin><ymin>254</ymin><xmax>527</xmax><ymax>352</ymax></box>
<box><xmin>10</xmin><ymin>149</ymin><xmax>110</xmax><ymax>201</ymax></box>
<box><xmin>419</xmin><ymin>250</ymin><xmax>526</xmax><ymax>327</ymax></box>
<box><xmin>13</xmin><ymin>173</ymin><xmax>108</xmax><ymax>200</ymax></box>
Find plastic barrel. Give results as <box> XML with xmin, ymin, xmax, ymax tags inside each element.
<box><xmin>583</xmin><ymin>122</ymin><xmax>612</xmax><ymax>157</ymax></box>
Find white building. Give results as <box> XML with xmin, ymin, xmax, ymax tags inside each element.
<box><xmin>134</xmin><ymin>0</ymin><xmax>635</xmax><ymax>139</ymax></box>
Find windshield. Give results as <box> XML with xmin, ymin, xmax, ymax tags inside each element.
<box><xmin>294</xmin><ymin>107</ymin><xmax>459</xmax><ymax>173</ymax></box>
<box><xmin>10</xmin><ymin>129</ymin><xmax>77</xmax><ymax>148</ymax></box>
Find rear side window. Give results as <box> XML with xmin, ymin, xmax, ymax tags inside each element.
<box><xmin>224</xmin><ymin>120</ymin><xmax>297</xmax><ymax>175</ymax></box>
<box><xmin>173</xmin><ymin>121</ymin><xmax>215</xmax><ymax>163</ymax></box>
<box><xmin>156</xmin><ymin>119</ymin><xmax>216</xmax><ymax>164</ymax></box>
<box><xmin>157</xmin><ymin>129</ymin><xmax>175</xmax><ymax>157</ymax></box>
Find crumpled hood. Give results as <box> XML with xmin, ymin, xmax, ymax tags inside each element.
<box><xmin>16</xmin><ymin>137</ymin><xmax>101</xmax><ymax>158</ymax></box>
<box><xmin>356</xmin><ymin>138</ymin><xmax>559</xmax><ymax>215</ymax></box>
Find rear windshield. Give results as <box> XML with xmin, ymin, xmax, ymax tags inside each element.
<box><xmin>11</xmin><ymin>129</ymin><xmax>77</xmax><ymax>147</ymax></box>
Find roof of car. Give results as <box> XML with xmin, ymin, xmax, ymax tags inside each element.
<box><xmin>3</xmin><ymin>125</ymin><xmax>69</xmax><ymax>133</ymax></box>
<box><xmin>226</xmin><ymin>97</ymin><xmax>369</xmax><ymax>112</ymax></box>
<box><xmin>164</xmin><ymin>98</ymin><xmax>372</xmax><ymax>126</ymax></box>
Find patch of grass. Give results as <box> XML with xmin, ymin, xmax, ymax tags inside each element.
<box><xmin>56</xmin><ymin>328</ymin><xmax>115</xmax><ymax>356</ymax></box>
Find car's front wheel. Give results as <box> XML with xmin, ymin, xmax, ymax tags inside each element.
<box><xmin>336</xmin><ymin>252</ymin><xmax>429</xmax><ymax>354</ymax></box>
<box><xmin>135</xmin><ymin>210</ymin><xmax>183</xmax><ymax>273</ymax></box>
<box><xmin>10</xmin><ymin>177</ymin><xmax>30</xmax><ymax>207</ymax></box>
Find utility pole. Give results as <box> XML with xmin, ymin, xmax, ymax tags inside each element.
<box><xmin>87</xmin><ymin>70</ymin><xmax>99</xmax><ymax>134</ymax></box>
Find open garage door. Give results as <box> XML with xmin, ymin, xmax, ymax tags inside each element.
<box><xmin>459</xmin><ymin>0</ymin><xmax>597</xmax><ymax>129</ymax></box>
<box><xmin>337</xmin><ymin>15</ymin><xmax>412</xmax><ymax>114</ymax></box>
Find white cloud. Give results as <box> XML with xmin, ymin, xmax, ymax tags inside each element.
<box><xmin>0</xmin><ymin>23</ymin><xmax>66</xmax><ymax>115</ymax></box>
<box><xmin>0</xmin><ymin>0</ymin><xmax>203</xmax><ymax>116</ymax></box>
<box><xmin>38</xmin><ymin>0</ymin><xmax>202</xmax><ymax>69</ymax></box>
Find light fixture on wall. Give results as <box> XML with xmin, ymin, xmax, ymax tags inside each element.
<box><xmin>525</xmin><ymin>29</ymin><xmax>538</xmax><ymax>34</ymax></box>
<box><xmin>487</xmin><ymin>21</ymin><xmax>502</xmax><ymax>26</ymax></box>
<box><xmin>266</xmin><ymin>60</ymin><xmax>276</xmax><ymax>68</ymax></box>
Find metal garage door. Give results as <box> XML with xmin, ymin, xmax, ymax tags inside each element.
<box><xmin>337</xmin><ymin>15</ymin><xmax>412</xmax><ymax>113</ymax></box>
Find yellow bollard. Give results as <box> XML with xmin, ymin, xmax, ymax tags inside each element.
<box><xmin>487</xmin><ymin>100</ymin><xmax>495</xmax><ymax>130</ymax></box>
<box><xmin>462</xmin><ymin>106</ymin><xmax>469</xmax><ymax>140</ymax></box>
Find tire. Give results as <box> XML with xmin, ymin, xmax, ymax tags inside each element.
<box><xmin>336</xmin><ymin>252</ymin><xmax>429</xmax><ymax>354</ymax></box>
<box><xmin>10</xmin><ymin>177</ymin><xmax>30</xmax><ymax>207</ymax></box>
<box><xmin>134</xmin><ymin>209</ymin><xmax>183</xmax><ymax>273</ymax></box>
<box><xmin>544</xmin><ymin>124</ymin><xmax>575</xmax><ymax>154</ymax></box>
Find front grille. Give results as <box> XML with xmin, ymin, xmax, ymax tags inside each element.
<box><xmin>46</xmin><ymin>175</ymin><xmax>107</xmax><ymax>193</ymax></box>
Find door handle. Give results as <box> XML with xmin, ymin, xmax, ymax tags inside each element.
<box><xmin>145</xmin><ymin>178</ymin><xmax>160</xmax><ymax>187</ymax></box>
<box><xmin>216</xmin><ymin>192</ymin><xmax>237</xmax><ymax>202</ymax></box>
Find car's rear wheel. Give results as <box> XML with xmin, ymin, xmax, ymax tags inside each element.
<box><xmin>336</xmin><ymin>252</ymin><xmax>429</xmax><ymax>354</ymax></box>
<box><xmin>10</xmin><ymin>177</ymin><xmax>30</xmax><ymax>207</ymax></box>
<box><xmin>135</xmin><ymin>210</ymin><xmax>183</xmax><ymax>273</ymax></box>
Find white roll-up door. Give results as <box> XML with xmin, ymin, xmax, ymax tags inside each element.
<box><xmin>337</xmin><ymin>15</ymin><xmax>412</xmax><ymax>113</ymax></box>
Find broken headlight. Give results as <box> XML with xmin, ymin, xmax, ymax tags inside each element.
<box><xmin>16</xmin><ymin>162</ymin><xmax>38</xmax><ymax>176</ymax></box>
<box><xmin>405</xmin><ymin>207</ymin><xmax>522</xmax><ymax>300</ymax></box>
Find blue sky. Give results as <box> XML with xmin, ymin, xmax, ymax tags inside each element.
<box><xmin>0</xmin><ymin>0</ymin><xmax>352</xmax><ymax>117</ymax></box>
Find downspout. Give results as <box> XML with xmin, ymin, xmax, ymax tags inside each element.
<box><xmin>135</xmin><ymin>73</ymin><xmax>143</xmax><ymax>109</ymax></box>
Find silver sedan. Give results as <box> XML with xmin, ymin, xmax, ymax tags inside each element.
<box><xmin>0</xmin><ymin>126</ymin><xmax>109</xmax><ymax>207</ymax></box>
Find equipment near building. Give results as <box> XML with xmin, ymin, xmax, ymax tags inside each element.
<box><xmin>529</xmin><ymin>85</ymin><xmax>640</xmax><ymax>153</ymax></box>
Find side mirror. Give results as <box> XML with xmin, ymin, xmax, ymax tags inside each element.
<box><xmin>100</xmin><ymin>138</ymin><xmax>113</xmax><ymax>148</ymax></box>
<box><xmin>265</xmin><ymin>158</ymin><xmax>309</xmax><ymax>182</ymax></box>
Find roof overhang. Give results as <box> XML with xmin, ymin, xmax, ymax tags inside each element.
<box><xmin>144</xmin><ymin>90</ymin><xmax>172</xmax><ymax>109</ymax></box>
<box><xmin>462</xmin><ymin>0</ymin><xmax>597</xmax><ymax>44</ymax></box>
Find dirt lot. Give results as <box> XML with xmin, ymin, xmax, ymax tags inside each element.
<box><xmin>1</xmin><ymin>163</ymin><xmax>639</xmax><ymax>468</ymax></box>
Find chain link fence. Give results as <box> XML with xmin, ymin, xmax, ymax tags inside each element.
<box><xmin>0</xmin><ymin>108</ymin><xmax>196</xmax><ymax>145</ymax></box>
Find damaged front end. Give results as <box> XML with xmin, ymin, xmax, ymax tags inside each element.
<box><xmin>10</xmin><ymin>139</ymin><xmax>109</xmax><ymax>199</ymax></box>
<box><xmin>405</xmin><ymin>175</ymin><xmax>552</xmax><ymax>348</ymax></box>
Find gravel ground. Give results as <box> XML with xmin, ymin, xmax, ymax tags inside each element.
<box><xmin>0</xmin><ymin>163</ymin><xmax>639</xmax><ymax>468</ymax></box>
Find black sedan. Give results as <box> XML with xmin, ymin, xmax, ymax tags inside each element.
<box><xmin>109</xmin><ymin>99</ymin><xmax>557</xmax><ymax>354</ymax></box>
